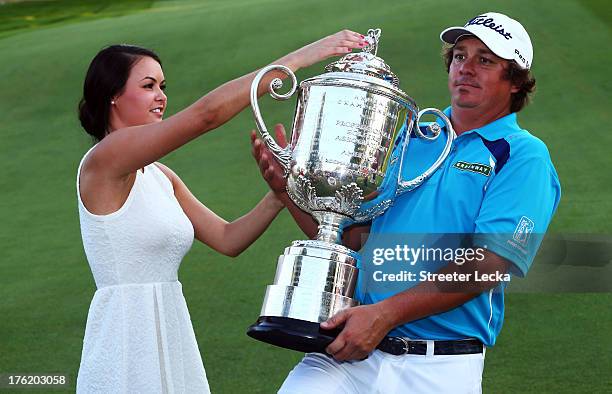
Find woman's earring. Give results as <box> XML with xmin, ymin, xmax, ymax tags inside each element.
<box><xmin>111</xmin><ymin>100</ymin><xmax>116</xmax><ymax>105</ymax></box>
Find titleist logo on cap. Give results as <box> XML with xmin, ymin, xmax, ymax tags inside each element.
<box><xmin>465</xmin><ymin>15</ymin><xmax>513</xmax><ymax>40</ymax></box>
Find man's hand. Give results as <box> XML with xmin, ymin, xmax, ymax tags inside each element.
<box><xmin>321</xmin><ymin>304</ymin><xmax>393</xmax><ymax>361</ymax></box>
<box><xmin>250</xmin><ymin>124</ymin><xmax>288</xmax><ymax>193</ymax></box>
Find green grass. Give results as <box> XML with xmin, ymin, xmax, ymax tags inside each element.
<box><xmin>0</xmin><ymin>0</ymin><xmax>155</xmax><ymax>39</ymax></box>
<box><xmin>0</xmin><ymin>0</ymin><xmax>611</xmax><ymax>393</ymax></box>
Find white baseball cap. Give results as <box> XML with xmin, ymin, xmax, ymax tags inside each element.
<box><xmin>440</xmin><ymin>12</ymin><xmax>533</xmax><ymax>69</ymax></box>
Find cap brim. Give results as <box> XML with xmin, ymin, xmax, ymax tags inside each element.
<box><xmin>440</xmin><ymin>27</ymin><xmax>473</xmax><ymax>44</ymax></box>
<box><xmin>439</xmin><ymin>26</ymin><xmax>515</xmax><ymax>61</ymax></box>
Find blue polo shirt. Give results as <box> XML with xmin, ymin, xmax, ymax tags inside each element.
<box><xmin>356</xmin><ymin>107</ymin><xmax>561</xmax><ymax>346</ymax></box>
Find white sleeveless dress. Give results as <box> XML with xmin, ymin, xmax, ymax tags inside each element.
<box><xmin>76</xmin><ymin>147</ymin><xmax>210</xmax><ymax>393</ymax></box>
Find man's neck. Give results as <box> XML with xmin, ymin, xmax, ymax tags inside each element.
<box><xmin>451</xmin><ymin>106</ymin><xmax>511</xmax><ymax>135</ymax></box>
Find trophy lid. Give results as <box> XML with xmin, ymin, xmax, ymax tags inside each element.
<box><xmin>324</xmin><ymin>28</ymin><xmax>399</xmax><ymax>87</ymax></box>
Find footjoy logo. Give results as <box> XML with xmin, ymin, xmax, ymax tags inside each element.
<box><xmin>466</xmin><ymin>15</ymin><xmax>513</xmax><ymax>40</ymax></box>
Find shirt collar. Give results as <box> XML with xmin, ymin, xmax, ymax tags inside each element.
<box><xmin>438</xmin><ymin>106</ymin><xmax>523</xmax><ymax>141</ymax></box>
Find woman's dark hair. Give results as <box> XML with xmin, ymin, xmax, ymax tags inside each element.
<box><xmin>78</xmin><ymin>45</ymin><xmax>162</xmax><ymax>141</ymax></box>
<box><xmin>442</xmin><ymin>43</ymin><xmax>536</xmax><ymax>113</ymax></box>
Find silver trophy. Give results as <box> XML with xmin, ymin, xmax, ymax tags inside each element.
<box><xmin>247</xmin><ymin>29</ymin><xmax>456</xmax><ymax>353</ymax></box>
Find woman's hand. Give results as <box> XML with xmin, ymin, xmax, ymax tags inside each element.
<box><xmin>288</xmin><ymin>30</ymin><xmax>367</xmax><ymax>69</ymax></box>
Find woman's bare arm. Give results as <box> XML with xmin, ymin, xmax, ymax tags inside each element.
<box><xmin>86</xmin><ymin>31</ymin><xmax>366</xmax><ymax>178</ymax></box>
<box><xmin>155</xmin><ymin>163</ymin><xmax>284</xmax><ymax>257</ymax></box>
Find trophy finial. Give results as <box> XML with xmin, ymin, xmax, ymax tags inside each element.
<box><xmin>363</xmin><ymin>28</ymin><xmax>382</xmax><ymax>56</ymax></box>
<box><xmin>324</xmin><ymin>27</ymin><xmax>399</xmax><ymax>87</ymax></box>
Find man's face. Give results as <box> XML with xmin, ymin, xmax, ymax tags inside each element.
<box><xmin>448</xmin><ymin>37</ymin><xmax>518</xmax><ymax>113</ymax></box>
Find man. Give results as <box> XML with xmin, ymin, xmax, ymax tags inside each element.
<box><xmin>251</xmin><ymin>12</ymin><xmax>561</xmax><ymax>393</ymax></box>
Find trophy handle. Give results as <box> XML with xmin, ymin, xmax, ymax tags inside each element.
<box><xmin>396</xmin><ymin>108</ymin><xmax>456</xmax><ymax>196</ymax></box>
<box><xmin>250</xmin><ymin>64</ymin><xmax>298</xmax><ymax>173</ymax></box>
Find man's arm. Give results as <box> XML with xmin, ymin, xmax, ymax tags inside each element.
<box><xmin>323</xmin><ymin>135</ymin><xmax>561</xmax><ymax>361</ymax></box>
<box><xmin>321</xmin><ymin>250</ymin><xmax>510</xmax><ymax>361</ymax></box>
<box><xmin>250</xmin><ymin>127</ymin><xmax>319</xmax><ymax>238</ymax></box>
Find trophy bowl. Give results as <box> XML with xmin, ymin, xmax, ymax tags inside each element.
<box><xmin>247</xmin><ymin>29</ymin><xmax>455</xmax><ymax>353</ymax></box>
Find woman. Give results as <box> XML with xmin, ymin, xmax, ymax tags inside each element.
<box><xmin>75</xmin><ymin>31</ymin><xmax>367</xmax><ymax>393</ymax></box>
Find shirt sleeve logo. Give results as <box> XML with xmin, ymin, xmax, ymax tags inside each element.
<box><xmin>513</xmin><ymin>216</ymin><xmax>535</xmax><ymax>246</ymax></box>
<box><xmin>453</xmin><ymin>161</ymin><xmax>492</xmax><ymax>177</ymax></box>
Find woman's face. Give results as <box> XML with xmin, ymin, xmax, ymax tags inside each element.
<box><xmin>109</xmin><ymin>56</ymin><xmax>166</xmax><ymax>131</ymax></box>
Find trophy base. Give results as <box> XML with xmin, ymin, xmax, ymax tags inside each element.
<box><xmin>247</xmin><ymin>316</ymin><xmax>341</xmax><ymax>354</ymax></box>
